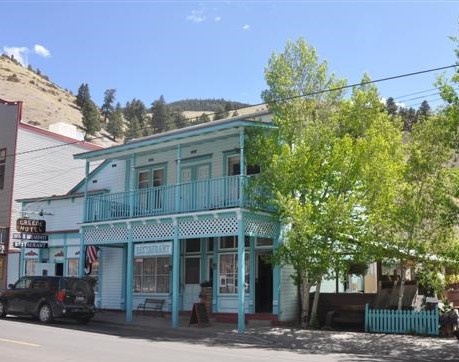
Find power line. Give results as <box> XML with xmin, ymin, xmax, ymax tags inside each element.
<box><xmin>4</xmin><ymin>64</ymin><xmax>458</xmax><ymax>160</ymax></box>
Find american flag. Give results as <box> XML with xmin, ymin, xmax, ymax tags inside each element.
<box><xmin>85</xmin><ymin>245</ymin><xmax>99</xmax><ymax>266</ymax></box>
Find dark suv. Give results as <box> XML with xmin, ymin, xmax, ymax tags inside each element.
<box><xmin>0</xmin><ymin>276</ymin><xmax>95</xmax><ymax>324</ymax></box>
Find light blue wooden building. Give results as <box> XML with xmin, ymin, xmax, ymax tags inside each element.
<box><xmin>74</xmin><ymin>111</ymin><xmax>298</xmax><ymax>332</ymax></box>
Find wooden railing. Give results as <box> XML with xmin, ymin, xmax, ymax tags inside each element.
<box><xmin>365</xmin><ymin>304</ymin><xmax>439</xmax><ymax>336</ymax></box>
<box><xmin>84</xmin><ymin>175</ymin><xmax>260</xmax><ymax>222</ymax></box>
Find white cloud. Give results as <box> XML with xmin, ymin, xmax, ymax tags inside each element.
<box><xmin>214</xmin><ymin>16</ymin><xmax>221</xmax><ymax>22</ymax></box>
<box><xmin>242</xmin><ymin>24</ymin><xmax>250</xmax><ymax>31</ymax></box>
<box><xmin>187</xmin><ymin>9</ymin><xmax>206</xmax><ymax>23</ymax></box>
<box><xmin>34</xmin><ymin>44</ymin><xmax>51</xmax><ymax>58</ymax></box>
<box><xmin>3</xmin><ymin>46</ymin><xmax>29</xmax><ymax>66</ymax></box>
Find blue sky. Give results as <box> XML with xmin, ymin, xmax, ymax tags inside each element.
<box><xmin>1</xmin><ymin>1</ymin><xmax>458</xmax><ymax>111</ymax></box>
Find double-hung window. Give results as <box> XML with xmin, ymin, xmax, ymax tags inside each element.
<box><xmin>218</xmin><ymin>236</ymin><xmax>250</xmax><ymax>294</ymax></box>
<box><xmin>134</xmin><ymin>256</ymin><xmax>170</xmax><ymax>293</ymax></box>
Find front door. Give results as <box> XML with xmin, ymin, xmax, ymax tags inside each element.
<box><xmin>183</xmin><ymin>256</ymin><xmax>201</xmax><ymax>311</ymax></box>
<box><xmin>255</xmin><ymin>252</ymin><xmax>273</xmax><ymax>313</ymax></box>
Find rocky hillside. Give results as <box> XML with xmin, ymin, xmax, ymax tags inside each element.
<box><xmin>0</xmin><ymin>55</ymin><xmax>83</xmax><ymax>129</ymax></box>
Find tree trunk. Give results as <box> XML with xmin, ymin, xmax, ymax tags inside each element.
<box><xmin>397</xmin><ymin>264</ymin><xmax>406</xmax><ymax>310</ymax></box>
<box><xmin>300</xmin><ymin>280</ymin><xmax>314</xmax><ymax>328</ymax></box>
<box><xmin>310</xmin><ymin>280</ymin><xmax>321</xmax><ymax>328</ymax></box>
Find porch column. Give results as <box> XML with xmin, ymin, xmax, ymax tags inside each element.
<box><xmin>239</xmin><ymin>128</ymin><xmax>245</xmax><ymax>205</ymax></box>
<box><xmin>172</xmin><ymin>218</ymin><xmax>180</xmax><ymax>328</ymax></box>
<box><xmin>272</xmin><ymin>223</ymin><xmax>281</xmax><ymax>315</ymax></box>
<box><xmin>129</xmin><ymin>155</ymin><xmax>136</xmax><ymax>218</ymax></box>
<box><xmin>125</xmin><ymin>224</ymin><xmax>134</xmax><ymax>322</ymax></box>
<box><xmin>237</xmin><ymin>210</ymin><xmax>246</xmax><ymax>333</ymax></box>
<box><xmin>171</xmin><ymin>144</ymin><xmax>182</xmax><ymax>328</ymax></box>
<box><xmin>79</xmin><ymin>160</ymin><xmax>90</xmax><ymax>277</ymax></box>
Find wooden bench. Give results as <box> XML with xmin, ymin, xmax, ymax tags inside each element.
<box><xmin>136</xmin><ymin>298</ymin><xmax>165</xmax><ymax>316</ymax></box>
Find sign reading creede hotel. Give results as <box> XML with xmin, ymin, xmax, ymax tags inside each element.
<box><xmin>16</xmin><ymin>218</ymin><xmax>46</xmax><ymax>234</ymax></box>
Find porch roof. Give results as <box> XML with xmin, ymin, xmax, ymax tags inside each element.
<box><xmin>74</xmin><ymin>111</ymin><xmax>273</xmax><ymax>162</ymax></box>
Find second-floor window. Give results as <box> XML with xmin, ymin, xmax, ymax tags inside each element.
<box><xmin>138</xmin><ymin>167</ymin><xmax>165</xmax><ymax>189</ymax></box>
<box><xmin>0</xmin><ymin>148</ymin><xmax>6</xmax><ymax>190</ymax></box>
<box><xmin>138</xmin><ymin>167</ymin><xmax>166</xmax><ymax>211</ymax></box>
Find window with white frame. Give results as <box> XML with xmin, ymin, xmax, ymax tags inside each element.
<box><xmin>134</xmin><ymin>256</ymin><xmax>170</xmax><ymax>293</ymax></box>
<box><xmin>67</xmin><ymin>259</ymin><xmax>79</xmax><ymax>276</ymax></box>
<box><xmin>25</xmin><ymin>260</ymin><xmax>37</xmax><ymax>276</ymax></box>
<box><xmin>219</xmin><ymin>253</ymin><xmax>249</xmax><ymax>294</ymax></box>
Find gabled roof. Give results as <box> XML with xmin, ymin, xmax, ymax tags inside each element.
<box><xmin>74</xmin><ymin>109</ymin><xmax>273</xmax><ymax>162</ymax></box>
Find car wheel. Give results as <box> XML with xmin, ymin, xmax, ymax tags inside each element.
<box><xmin>0</xmin><ymin>301</ymin><xmax>6</xmax><ymax>318</ymax></box>
<box><xmin>38</xmin><ymin>304</ymin><xmax>53</xmax><ymax>323</ymax></box>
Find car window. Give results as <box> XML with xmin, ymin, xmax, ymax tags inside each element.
<box><xmin>15</xmin><ymin>277</ymin><xmax>32</xmax><ymax>289</ymax></box>
<box><xmin>32</xmin><ymin>279</ymin><xmax>49</xmax><ymax>289</ymax></box>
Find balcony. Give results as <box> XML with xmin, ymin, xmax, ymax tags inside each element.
<box><xmin>84</xmin><ymin>175</ymin><xmax>259</xmax><ymax>223</ymax></box>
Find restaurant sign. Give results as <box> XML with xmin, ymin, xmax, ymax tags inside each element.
<box><xmin>13</xmin><ymin>233</ymin><xmax>49</xmax><ymax>241</ymax></box>
<box><xmin>16</xmin><ymin>218</ymin><xmax>46</xmax><ymax>233</ymax></box>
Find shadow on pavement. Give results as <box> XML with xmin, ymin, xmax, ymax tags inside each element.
<box><xmin>4</xmin><ymin>311</ymin><xmax>459</xmax><ymax>362</ymax></box>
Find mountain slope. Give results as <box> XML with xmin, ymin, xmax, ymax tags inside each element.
<box><xmin>0</xmin><ymin>55</ymin><xmax>84</xmax><ymax>130</ymax></box>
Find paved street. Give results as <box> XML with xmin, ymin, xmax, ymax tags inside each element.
<box><xmin>0</xmin><ymin>313</ymin><xmax>458</xmax><ymax>361</ymax></box>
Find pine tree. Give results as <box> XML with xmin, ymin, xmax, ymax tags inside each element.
<box><xmin>172</xmin><ymin>111</ymin><xmax>189</xmax><ymax>129</ymax></box>
<box><xmin>76</xmin><ymin>83</ymin><xmax>91</xmax><ymax>109</ymax></box>
<box><xmin>124</xmin><ymin>116</ymin><xmax>143</xmax><ymax>141</ymax></box>
<box><xmin>101</xmin><ymin>88</ymin><xmax>116</xmax><ymax>123</ymax></box>
<box><xmin>150</xmin><ymin>95</ymin><xmax>171</xmax><ymax>134</ymax></box>
<box><xmin>82</xmin><ymin>100</ymin><xmax>101</xmax><ymax>139</ymax></box>
<box><xmin>124</xmin><ymin>99</ymin><xmax>148</xmax><ymax>135</ymax></box>
<box><xmin>385</xmin><ymin>97</ymin><xmax>398</xmax><ymax>116</ymax></box>
<box><xmin>106</xmin><ymin>102</ymin><xmax>124</xmax><ymax>140</ymax></box>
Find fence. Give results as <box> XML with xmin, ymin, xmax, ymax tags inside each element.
<box><xmin>365</xmin><ymin>304</ymin><xmax>439</xmax><ymax>336</ymax></box>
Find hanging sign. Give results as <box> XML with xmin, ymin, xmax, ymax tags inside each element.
<box><xmin>13</xmin><ymin>241</ymin><xmax>48</xmax><ymax>248</ymax></box>
<box><xmin>16</xmin><ymin>218</ymin><xmax>46</xmax><ymax>233</ymax></box>
<box><xmin>13</xmin><ymin>233</ymin><xmax>48</xmax><ymax>241</ymax></box>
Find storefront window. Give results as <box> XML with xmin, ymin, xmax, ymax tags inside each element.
<box><xmin>67</xmin><ymin>259</ymin><xmax>79</xmax><ymax>276</ymax></box>
<box><xmin>219</xmin><ymin>253</ymin><xmax>249</xmax><ymax>294</ymax></box>
<box><xmin>134</xmin><ymin>256</ymin><xmax>170</xmax><ymax>293</ymax></box>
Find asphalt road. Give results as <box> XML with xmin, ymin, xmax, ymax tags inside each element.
<box><xmin>0</xmin><ymin>317</ymin><xmax>353</xmax><ymax>362</ymax></box>
<box><xmin>1</xmin><ymin>316</ymin><xmax>459</xmax><ymax>361</ymax></box>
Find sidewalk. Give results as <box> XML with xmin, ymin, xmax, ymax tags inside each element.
<box><xmin>91</xmin><ymin>310</ymin><xmax>459</xmax><ymax>360</ymax></box>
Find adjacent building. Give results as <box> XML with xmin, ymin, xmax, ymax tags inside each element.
<box><xmin>0</xmin><ymin>98</ymin><xmax>102</xmax><ymax>288</ymax></box>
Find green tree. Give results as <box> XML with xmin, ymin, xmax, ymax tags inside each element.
<box><xmin>76</xmin><ymin>83</ymin><xmax>91</xmax><ymax>109</ymax></box>
<box><xmin>212</xmin><ymin>105</ymin><xmax>226</xmax><ymax>121</ymax></box>
<box><xmin>82</xmin><ymin>100</ymin><xmax>101</xmax><ymax>140</ymax></box>
<box><xmin>150</xmin><ymin>95</ymin><xmax>170</xmax><ymax>133</ymax></box>
<box><xmin>385</xmin><ymin>97</ymin><xmax>398</xmax><ymax>117</ymax></box>
<box><xmin>124</xmin><ymin>99</ymin><xmax>149</xmax><ymax>136</ymax></box>
<box><xmin>171</xmin><ymin>111</ymin><xmax>189</xmax><ymax>129</ymax></box>
<box><xmin>106</xmin><ymin>102</ymin><xmax>124</xmax><ymax>141</ymax></box>
<box><xmin>124</xmin><ymin>115</ymin><xmax>143</xmax><ymax>141</ymax></box>
<box><xmin>255</xmin><ymin>38</ymin><xmax>403</xmax><ymax>327</ymax></box>
<box><xmin>101</xmin><ymin>88</ymin><xmax>116</xmax><ymax>123</ymax></box>
<box><xmin>417</xmin><ymin>100</ymin><xmax>431</xmax><ymax>119</ymax></box>
<box><xmin>196</xmin><ymin>113</ymin><xmax>211</xmax><ymax>124</ymax></box>
<box><xmin>373</xmin><ymin>113</ymin><xmax>459</xmax><ymax>309</ymax></box>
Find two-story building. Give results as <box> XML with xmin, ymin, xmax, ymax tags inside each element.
<box><xmin>69</xmin><ymin>109</ymin><xmax>300</xmax><ymax>332</ymax></box>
